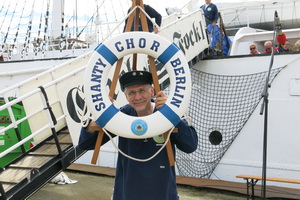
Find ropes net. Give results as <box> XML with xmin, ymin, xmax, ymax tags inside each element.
<box><xmin>175</xmin><ymin>66</ymin><xmax>283</xmax><ymax>178</ymax></box>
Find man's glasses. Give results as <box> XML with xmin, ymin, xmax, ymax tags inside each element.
<box><xmin>250</xmin><ymin>47</ymin><xmax>256</xmax><ymax>50</ymax></box>
<box><xmin>125</xmin><ymin>87</ymin><xmax>151</xmax><ymax>98</ymax></box>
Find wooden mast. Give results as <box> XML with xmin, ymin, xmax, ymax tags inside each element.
<box><xmin>91</xmin><ymin>0</ymin><xmax>175</xmax><ymax>167</ymax></box>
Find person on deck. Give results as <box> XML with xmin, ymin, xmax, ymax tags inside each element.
<box><xmin>276</xmin><ymin>40</ymin><xmax>292</xmax><ymax>54</ymax></box>
<box><xmin>200</xmin><ymin>0</ymin><xmax>219</xmax><ymax>27</ymax></box>
<box><xmin>249</xmin><ymin>44</ymin><xmax>261</xmax><ymax>55</ymax></box>
<box><xmin>263</xmin><ymin>41</ymin><xmax>279</xmax><ymax>54</ymax></box>
<box><xmin>78</xmin><ymin>71</ymin><xmax>198</xmax><ymax>200</ymax></box>
<box><xmin>207</xmin><ymin>24</ymin><xmax>231</xmax><ymax>56</ymax></box>
<box><xmin>123</xmin><ymin>1</ymin><xmax>162</xmax><ymax>34</ymax></box>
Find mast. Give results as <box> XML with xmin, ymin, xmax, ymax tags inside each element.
<box><xmin>51</xmin><ymin>0</ymin><xmax>64</xmax><ymax>38</ymax></box>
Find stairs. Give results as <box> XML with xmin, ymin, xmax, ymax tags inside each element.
<box><xmin>0</xmin><ymin>129</ymin><xmax>85</xmax><ymax>200</ymax></box>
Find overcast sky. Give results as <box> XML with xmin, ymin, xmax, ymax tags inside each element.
<box><xmin>0</xmin><ymin>0</ymin><xmax>284</xmax><ymax>43</ymax></box>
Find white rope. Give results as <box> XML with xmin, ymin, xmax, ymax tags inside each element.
<box><xmin>102</xmin><ymin>125</ymin><xmax>175</xmax><ymax>162</ymax></box>
<box><xmin>135</xmin><ymin>5</ymin><xmax>174</xmax><ymax>42</ymax></box>
<box><xmin>80</xmin><ymin>99</ymin><xmax>182</xmax><ymax>162</ymax></box>
<box><xmin>101</xmin><ymin>5</ymin><xmax>138</xmax><ymax>42</ymax></box>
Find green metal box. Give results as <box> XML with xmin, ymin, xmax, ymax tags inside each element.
<box><xmin>0</xmin><ymin>99</ymin><xmax>33</xmax><ymax>168</ymax></box>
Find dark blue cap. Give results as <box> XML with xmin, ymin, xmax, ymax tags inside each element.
<box><xmin>119</xmin><ymin>71</ymin><xmax>153</xmax><ymax>91</ymax></box>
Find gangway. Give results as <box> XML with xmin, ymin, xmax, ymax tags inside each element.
<box><xmin>0</xmin><ymin>129</ymin><xmax>85</xmax><ymax>200</ymax></box>
<box><xmin>0</xmin><ymin>52</ymin><xmax>91</xmax><ymax>199</ymax></box>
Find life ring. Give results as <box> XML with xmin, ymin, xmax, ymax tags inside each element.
<box><xmin>84</xmin><ymin>32</ymin><xmax>191</xmax><ymax>139</ymax></box>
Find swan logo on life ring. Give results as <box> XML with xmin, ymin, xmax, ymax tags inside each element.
<box><xmin>84</xmin><ymin>32</ymin><xmax>192</xmax><ymax>139</ymax></box>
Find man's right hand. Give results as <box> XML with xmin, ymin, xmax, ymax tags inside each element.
<box><xmin>87</xmin><ymin>120</ymin><xmax>101</xmax><ymax>133</ymax></box>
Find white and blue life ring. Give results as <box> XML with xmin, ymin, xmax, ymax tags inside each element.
<box><xmin>84</xmin><ymin>32</ymin><xmax>191</xmax><ymax>139</ymax></box>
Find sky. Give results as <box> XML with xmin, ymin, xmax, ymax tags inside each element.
<box><xmin>0</xmin><ymin>0</ymin><xmax>291</xmax><ymax>45</ymax></box>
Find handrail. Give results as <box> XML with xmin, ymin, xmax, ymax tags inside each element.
<box><xmin>0</xmin><ymin>62</ymin><xmax>86</xmax><ymax>159</ymax></box>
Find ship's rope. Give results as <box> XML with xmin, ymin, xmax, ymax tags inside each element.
<box><xmin>0</xmin><ymin>0</ymin><xmax>12</xmax><ymax>31</ymax></box>
<box><xmin>292</xmin><ymin>0</ymin><xmax>300</xmax><ymax>26</ymax></box>
<box><xmin>1</xmin><ymin>0</ymin><xmax>19</xmax><ymax>50</ymax></box>
<box><xmin>36</xmin><ymin>0</ymin><xmax>45</xmax><ymax>45</ymax></box>
<box><xmin>110</xmin><ymin>0</ymin><xmax>118</xmax><ymax>22</ymax></box>
<box><xmin>119</xmin><ymin>0</ymin><xmax>129</xmax><ymax>17</ymax></box>
<box><xmin>76</xmin><ymin>0</ymin><xmax>106</xmax><ymax>39</ymax></box>
<box><xmin>0</xmin><ymin>0</ymin><xmax>7</xmax><ymax>13</ymax></box>
<box><xmin>58</xmin><ymin>0</ymin><xmax>65</xmax><ymax>52</ymax></box>
<box><xmin>61</xmin><ymin>0</ymin><xmax>65</xmax><ymax>38</ymax></box>
<box><xmin>33</xmin><ymin>0</ymin><xmax>45</xmax><ymax>55</ymax></box>
<box><xmin>21</xmin><ymin>0</ymin><xmax>35</xmax><ymax>58</ymax></box>
<box><xmin>43</xmin><ymin>0</ymin><xmax>50</xmax><ymax>44</ymax></box>
<box><xmin>102</xmin><ymin>0</ymin><xmax>111</xmax><ymax>34</ymax></box>
<box><xmin>12</xmin><ymin>0</ymin><xmax>28</xmax><ymax>50</ymax></box>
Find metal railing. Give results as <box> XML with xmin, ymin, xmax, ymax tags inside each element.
<box><xmin>0</xmin><ymin>52</ymin><xmax>88</xmax><ymax>161</ymax></box>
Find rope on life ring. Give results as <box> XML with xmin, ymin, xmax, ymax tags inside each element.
<box><xmin>84</xmin><ymin>31</ymin><xmax>191</xmax><ymax>139</ymax></box>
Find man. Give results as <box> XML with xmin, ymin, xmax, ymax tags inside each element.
<box><xmin>263</xmin><ymin>41</ymin><xmax>277</xmax><ymax>54</ymax></box>
<box><xmin>263</xmin><ymin>41</ymin><xmax>272</xmax><ymax>54</ymax></box>
<box><xmin>200</xmin><ymin>0</ymin><xmax>218</xmax><ymax>27</ymax></box>
<box><xmin>124</xmin><ymin>2</ymin><xmax>162</xmax><ymax>34</ymax></box>
<box><xmin>78</xmin><ymin>71</ymin><xmax>198</xmax><ymax>200</ymax></box>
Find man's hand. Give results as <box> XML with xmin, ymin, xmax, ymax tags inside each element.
<box><xmin>87</xmin><ymin>120</ymin><xmax>101</xmax><ymax>133</ymax></box>
<box><xmin>154</xmin><ymin>27</ymin><xmax>159</xmax><ymax>34</ymax></box>
<box><xmin>154</xmin><ymin>91</ymin><xmax>167</xmax><ymax>109</ymax></box>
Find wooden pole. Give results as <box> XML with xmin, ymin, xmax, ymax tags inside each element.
<box><xmin>91</xmin><ymin>0</ymin><xmax>175</xmax><ymax>167</ymax></box>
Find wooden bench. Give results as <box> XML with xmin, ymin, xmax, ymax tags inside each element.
<box><xmin>236</xmin><ymin>174</ymin><xmax>300</xmax><ymax>200</ymax></box>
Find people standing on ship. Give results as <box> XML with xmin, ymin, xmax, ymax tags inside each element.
<box><xmin>207</xmin><ymin>24</ymin><xmax>231</xmax><ymax>56</ymax></box>
<box><xmin>124</xmin><ymin>1</ymin><xmax>162</xmax><ymax>34</ymax></box>
<box><xmin>263</xmin><ymin>41</ymin><xmax>273</xmax><ymax>54</ymax></box>
<box><xmin>200</xmin><ymin>0</ymin><xmax>219</xmax><ymax>27</ymax></box>
<box><xmin>78</xmin><ymin>71</ymin><xmax>198</xmax><ymax>200</ymax></box>
<box><xmin>276</xmin><ymin>40</ymin><xmax>292</xmax><ymax>54</ymax></box>
<box><xmin>249</xmin><ymin>44</ymin><xmax>261</xmax><ymax>55</ymax></box>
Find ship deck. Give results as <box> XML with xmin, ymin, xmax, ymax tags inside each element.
<box><xmin>43</xmin><ymin>163</ymin><xmax>300</xmax><ymax>200</ymax></box>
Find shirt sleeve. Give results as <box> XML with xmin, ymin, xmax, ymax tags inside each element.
<box><xmin>171</xmin><ymin>120</ymin><xmax>198</xmax><ymax>153</ymax></box>
<box><xmin>78</xmin><ymin>126</ymin><xmax>113</xmax><ymax>150</ymax></box>
<box><xmin>212</xmin><ymin>4</ymin><xmax>219</xmax><ymax>22</ymax></box>
<box><xmin>145</xmin><ymin>5</ymin><xmax>162</xmax><ymax>27</ymax></box>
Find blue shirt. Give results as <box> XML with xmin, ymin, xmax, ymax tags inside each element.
<box><xmin>124</xmin><ymin>4</ymin><xmax>162</xmax><ymax>32</ymax></box>
<box><xmin>200</xmin><ymin>3</ymin><xmax>218</xmax><ymax>24</ymax></box>
<box><xmin>78</xmin><ymin>104</ymin><xmax>198</xmax><ymax>200</ymax></box>
<box><xmin>276</xmin><ymin>47</ymin><xmax>291</xmax><ymax>54</ymax></box>
<box><xmin>207</xmin><ymin>24</ymin><xmax>231</xmax><ymax>56</ymax></box>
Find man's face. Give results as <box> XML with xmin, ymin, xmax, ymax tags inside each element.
<box><xmin>265</xmin><ymin>44</ymin><xmax>272</xmax><ymax>53</ymax></box>
<box><xmin>124</xmin><ymin>84</ymin><xmax>154</xmax><ymax>115</ymax></box>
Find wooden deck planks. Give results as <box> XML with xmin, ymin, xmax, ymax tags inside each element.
<box><xmin>0</xmin><ymin>168</ymin><xmax>30</xmax><ymax>183</ymax></box>
<box><xmin>68</xmin><ymin>163</ymin><xmax>300</xmax><ymax>199</ymax></box>
<box><xmin>0</xmin><ymin>131</ymin><xmax>73</xmax><ymax>191</ymax></box>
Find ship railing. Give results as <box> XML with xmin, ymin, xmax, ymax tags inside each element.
<box><xmin>0</xmin><ymin>52</ymin><xmax>89</xmax><ymax>162</ymax></box>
